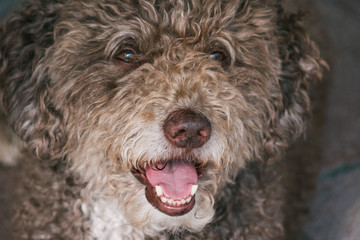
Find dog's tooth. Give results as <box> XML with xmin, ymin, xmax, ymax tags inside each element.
<box><xmin>181</xmin><ymin>199</ymin><xmax>186</xmax><ymax>205</ymax></box>
<box><xmin>155</xmin><ymin>185</ymin><xmax>163</xmax><ymax>196</ymax></box>
<box><xmin>168</xmin><ymin>199</ymin><xmax>174</xmax><ymax>206</ymax></box>
<box><xmin>186</xmin><ymin>196</ymin><xmax>192</xmax><ymax>203</ymax></box>
<box><xmin>161</xmin><ymin>196</ymin><xmax>167</xmax><ymax>203</ymax></box>
<box><xmin>191</xmin><ymin>185</ymin><xmax>198</xmax><ymax>196</ymax></box>
<box><xmin>175</xmin><ymin>200</ymin><xmax>181</xmax><ymax>206</ymax></box>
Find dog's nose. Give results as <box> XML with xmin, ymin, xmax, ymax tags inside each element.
<box><xmin>163</xmin><ymin>109</ymin><xmax>211</xmax><ymax>149</ymax></box>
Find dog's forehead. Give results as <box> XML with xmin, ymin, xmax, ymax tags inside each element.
<box><xmin>52</xmin><ymin>0</ymin><xmax>277</xmax><ymax>72</ymax></box>
<box><xmin>61</xmin><ymin>0</ymin><xmax>246</xmax><ymax>38</ymax></box>
<box><xmin>57</xmin><ymin>0</ymin><xmax>275</xmax><ymax>56</ymax></box>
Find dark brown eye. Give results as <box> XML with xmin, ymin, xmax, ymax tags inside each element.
<box><xmin>210</xmin><ymin>51</ymin><xmax>225</xmax><ymax>62</ymax></box>
<box><xmin>209</xmin><ymin>50</ymin><xmax>229</xmax><ymax>67</ymax></box>
<box><xmin>115</xmin><ymin>48</ymin><xmax>138</xmax><ymax>64</ymax></box>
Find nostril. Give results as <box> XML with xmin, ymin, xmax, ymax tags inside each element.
<box><xmin>163</xmin><ymin>109</ymin><xmax>211</xmax><ymax>149</ymax></box>
<box><xmin>174</xmin><ymin>129</ymin><xmax>186</xmax><ymax>137</ymax></box>
<box><xmin>198</xmin><ymin>129</ymin><xmax>210</xmax><ymax>138</ymax></box>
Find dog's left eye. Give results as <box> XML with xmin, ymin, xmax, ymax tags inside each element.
<box><xmin>209</xmin><ymin>50</ymin><xmax>228</xmax><ymax>65</ymax></box>
<box><xmin>115</xmin><ymin>49</ymin><xmax>138</xmax><ymax>64</ymax></box>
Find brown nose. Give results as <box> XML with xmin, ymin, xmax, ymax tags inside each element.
<box><xmin>163</xmin><ymin>109</ymin><xmax>211</xmax><ymax>149</ymax></box>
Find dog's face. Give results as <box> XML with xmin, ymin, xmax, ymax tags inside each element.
<box><xmin>0</xmin><ymin>0</ymin><xmax>323</xmax><ymax>235</ymax></box>
<box><xmin>53</xmin><ymin>0</ymin><xmax>278</xmax><ymax>221</ymax></box>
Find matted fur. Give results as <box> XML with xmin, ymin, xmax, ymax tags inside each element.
<box><xmin>0</xmin><ymin>0</ymin><xmax>324</xmax><ymax>239</ymax></box>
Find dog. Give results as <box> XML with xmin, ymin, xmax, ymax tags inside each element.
<box><xmin>0</xmin><ymin>0</ymin><xmax>325</xmax><ymax>239</ymax></box>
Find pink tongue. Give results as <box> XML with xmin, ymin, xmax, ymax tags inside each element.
<box><xmin>145</xmin><ymin>160</ymin><xmax>198</xmax><ymax>200</ymax></box>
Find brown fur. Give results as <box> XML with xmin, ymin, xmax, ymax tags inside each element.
<box><xmin>0</xmin><ymin>0</ymin><xmax>325</xmax><ymax>239</ymax></box>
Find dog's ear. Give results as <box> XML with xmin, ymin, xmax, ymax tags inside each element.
<box><xmin>265</xmin><ymin>7</ymin><xmax>326</xmax><ymax>159</ymax></box>
<box><xmin>0</xmin><ymin>3</ymin><xmax>65</xmax><ymax>160</ymax></box>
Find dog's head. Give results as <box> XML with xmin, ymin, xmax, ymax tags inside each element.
<box><xmin>0</xmin><ymin>0</ymin><xmax>324</xmax><ymax>235</ymax></box>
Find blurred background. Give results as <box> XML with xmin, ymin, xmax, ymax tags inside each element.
<box><xmin>283</xmin><ymin>0</ymin><xmax>360</xmax><ymax>239</ymax></box>
<box><xmin>0</xmin><ymin>0</ymin><xmax>359</xmax><ymax>239</ymax></box>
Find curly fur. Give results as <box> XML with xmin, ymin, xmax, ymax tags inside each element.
<box><xmin>0</xmin><ymin>0</ymin><xmax>325</xmax><ymax>239</ymax></box>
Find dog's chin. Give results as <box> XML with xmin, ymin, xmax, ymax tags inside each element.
<box><xmin>131</xmin><ymin>159</ymin><xmax>204</xmax><ymax>216</ymax></box>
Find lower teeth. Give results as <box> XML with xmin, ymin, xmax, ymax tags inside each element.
<box><xmin>160</xmin><ymin>196</ymin><xmax>192</xmax><ymax>206</ymax></box>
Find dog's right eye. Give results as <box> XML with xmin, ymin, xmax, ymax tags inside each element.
<box><xmin>114</xmin><ymin>49</ymin><xmax>138</xmax><ymax>64</ymax></box>
<box><xmin>210</xmin><ymin>51</ymin><xmax>225</xmax><ymax>62</ymax></box>
<box><xmin>209</xmin><ymin>49</ymin><xmax>229</xmax><ymax>67</ymax></box>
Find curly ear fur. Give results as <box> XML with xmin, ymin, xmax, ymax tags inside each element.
<box><xmin>278</xmin><ymin>9</ymin><xmax>324</xmax><ymax>110</ymax></box>
<box><xmin>264</xmin><ymin>6</ymin><xmax>325</xmax><ymax>161</ymax></box>
<box><xmin>0</xmin><ymin>0</ymin><xmax>66</xmax><ymax>159</ymax></box>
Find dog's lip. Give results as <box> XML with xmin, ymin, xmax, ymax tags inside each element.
<box><xmin>144</xmin><ymin>184</ymin><xmax>196</xmax><ymax>216</ymax></box>
<box><xmin>131</xmin><ymin>159</ymin><xmax>204</xmax><ymax>216</ymax></box>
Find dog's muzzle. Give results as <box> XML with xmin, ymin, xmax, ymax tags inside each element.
<box><xmin>132</xmin><ymin>109</ymin><xmax>211</xmax><ymax>216</ymax></box>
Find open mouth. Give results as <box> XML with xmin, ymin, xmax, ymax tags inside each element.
<box><xmin>131</xmin><ymin>159</ymin><xmax>204</xmax><ymax>216</ymax></box>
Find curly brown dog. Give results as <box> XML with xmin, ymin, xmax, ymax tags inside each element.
<box><xmin>0</xmin><ymin>0</ymin><xmax>325</xmax><ymax>239</ymax></box>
